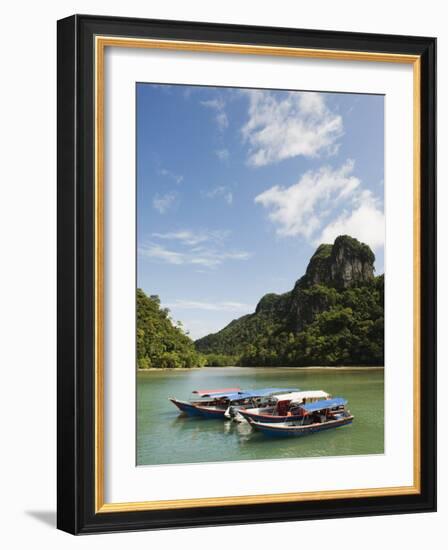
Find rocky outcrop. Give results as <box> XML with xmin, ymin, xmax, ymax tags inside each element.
<box><xmin>287</xmin><ymin>235</ymin><xmax>376</xmax><ymax>331</ymax></box>
<box><xmin>195</xmin><ymin>235</ymin><xmax>379</xmax><ymax>355</ymax></box>
<box><xmin>301</xmin><ymin>235</ymin><xmax>375</xmax><ymax>290</ymax></box>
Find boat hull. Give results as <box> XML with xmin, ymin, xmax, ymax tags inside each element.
<box><xmin>249</xmin><ymin>415</ymin><xmax>354</xmax><ymax>437</ymax></box>
<box><xmin>239</xmin><ymin>409</ymin><xmax>303</xmax><ymax>423</ymax></box>
<box><xmin>169</xmin><ymin>398</ymin><xmax>227</xmax><ymax>419</ymax></box>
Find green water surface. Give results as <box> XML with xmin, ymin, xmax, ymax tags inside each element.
<box><xmin>137</xmin><ymin>367</ymin><xmax>384</xmax><ymax>466</ymax></box>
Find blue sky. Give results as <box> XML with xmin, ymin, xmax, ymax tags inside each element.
<box><xmin>137</xmin><ymin>84</ymin><xmax>384</xmax><ymax>339</ymax></box>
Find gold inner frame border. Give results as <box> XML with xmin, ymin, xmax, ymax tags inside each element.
<box><xmin>94</xmin><ymin>36</ymin><xmax>421</xmax><ymax>513</ymax></box>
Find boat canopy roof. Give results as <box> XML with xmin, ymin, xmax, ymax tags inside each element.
<box><xmin>192</xmin><ymin>388</ymin><xmax>240</xmax><ymax>398</ymax></box>
<box><xmin>243</xmin><ymin>388</ymin><xmax>298</xmax><ymax>398</ymax></box>
<box><xmin>196</xmin><ymin>391</ymin><xmax>251</xmax><ymax>402</ymax></box>
<box><xmin>289</xmin><ymin>390</ymin><xmax>330</xmax><ymax>403</ymax></box>
<box><xmin>193</xmin><ymin>387</ymin><xmax>297</xmax><ymax>401</ymax></box>
<box><xmin>273</xmin><ymin>391</ymin><xmax>308</xmax><ymax>402</ymax></box>
<box><xmin>300</xmin><ymin>397</ymin><xmax>347</xmax><ymax>413</ymax></box>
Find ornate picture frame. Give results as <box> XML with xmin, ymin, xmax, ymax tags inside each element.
<box><xmin>57</xmin><ymin>14</ymin><xmax>436</xmax><ymax>534</ymax></box>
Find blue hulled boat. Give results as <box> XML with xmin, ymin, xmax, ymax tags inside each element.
<box><xmin>169</xmin><ymin>387</ymin><xmax>298</xmax><ymax>420</ymax></box>
<box><xmin>238</xmin><ymin>390</ymin><xmax>331</xmax><ymax>423</ymax></box>
<box><xmin>248</xmin><ymin>397</ymin><xmax>354</xmax><ymax>437</ymax></box>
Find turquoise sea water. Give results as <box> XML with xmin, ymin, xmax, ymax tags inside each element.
<box><xmin>137</xmin><ymin>367</ymin><xmax>384</xmax><ymax>466</ymax></box>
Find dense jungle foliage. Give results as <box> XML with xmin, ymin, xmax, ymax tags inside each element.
<box><xmin>136</xmin><ymin>289</ymin><xmax>206</xmax><ymax>369</ymax></box>
<box><xmin>137</xmin><ymin>236</ymin><xmax>384</xmax><ymax>368</ymax></box>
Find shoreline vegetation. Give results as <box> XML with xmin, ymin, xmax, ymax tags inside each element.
<box><xmin>137</xmin><ymin>236</ymin><xmax>384</xmax><ymax>371</ymax></box>
<box><xmin>137</xmin><ymin>365</ymin><xmax>385</xmax><ymax>372</ymax></box>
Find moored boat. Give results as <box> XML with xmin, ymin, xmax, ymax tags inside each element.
<box><xmin>169</xmin><ymin>387</ymin><xmax>298</xmax><ymax>420</ymax></box>
<box><xmin>248</xmin><ymin>398</ymin><xmax>353</xmax><ymax>437</ymax></box>
<box><xmin>238</xmin><ymin>390</ymin><xmax>331</xmax><ymax>423</ymax></box>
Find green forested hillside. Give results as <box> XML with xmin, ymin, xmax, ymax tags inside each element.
<box><xmin>195</xmin><ymin>236</ymin><xmax>384</xmax><ymax>366</ymax></box>
<box><xmin>238</xmin><ymin>277</ymin><xmax>383</xmax><ymax>366</ymax></box>
<box><xmin>137</xmin><ymin>236</ymin><xmax>384</xmax><ymax>368</ymax></box>
<box><xmin>136</xmin><ymin>289</ymin><xmax>206</xmax><ymax>369</ymax></box>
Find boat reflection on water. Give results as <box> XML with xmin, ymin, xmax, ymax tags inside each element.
<box><xmin>222</xmin><ymin>415</ymin><xmax>254</xmax><ymax>444</ymax></box>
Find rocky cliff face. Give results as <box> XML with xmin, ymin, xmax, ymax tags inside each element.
<box><xmin>288</xmin><ymin>235</ymin><xmax>375</xmax><ymax>331</ymax></box>
<box><xmin>195</xmin><ymin>235</ymin><xmax>380</xmax><ymax>358</ymax></box>
<box><xmin>301</xmin><ymin>235</ymin><xmax>375</xmax><ymax>290</ymax></box>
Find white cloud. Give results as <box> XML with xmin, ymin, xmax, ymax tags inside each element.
<box><xmin>152</xmin><ymin>230</ymin><xmax>207</xmax><ymax>246</ymax></box>
<box><xmin>140</xmin><ymin>244</ymin><xmax>184</xmax><ymax>265</ymax></box>
<box><xmin>255</xmin><ymin>160</ymin><xmax>359</xmax><ymax>238</ymax></box>
<box><xmin>152</xmin><ymin>229</ymin><xmax>228</xmax><ymax>246</ymax></box>
<box><xmin>317</xmin><ymin>190</ymin><xmax>385</xmax><ymax>250</ymax></box>
<box><xmin>158</xmin><ymin>168</ymin><xmax>183</xmax><ymax>184</ymax></box>
<box><xmin>201</xmin><ymin>98</ymin><xmax>228</xmax><ymax>130</ymax></box>
<box><xmin>204</xmin><ymin>186</ymin><xmax>233</xmax><ymax>205</ymax></box>
<box><xmin>201</xmin><ymin>99</ymin><xmax>223</xmax><ymax>109</ymax></box>
<box><xmin>255</xmin><ymin>161</ymin><xmax>384</xmax><ymax>251</ymax></box>
<box><xmin>165</xmin><ymin>299</ymin><xmax>253</xmax><ymax>313</ymax></box>
<box><xmin>143</xmin><ymin>228</ymin><xmax>251</xmax><ymax>269</ymax></box>
<box><xmin>139</xmin><ymin>243</ymin><xmax>250</xmax><ymax>269</ymax></box>
<box><xmin>241</xmin><ymin>90</ymin><xmax>343</xmax><ymax>166</ymax></box>
<box><xmin>152</xmin><ymin>192</ymin><xmax>177</xmax><ymax>214</ymax></box>
<box><xmin>215</xmin><ymin>148</ymin><xmax>229</xmax><ymax>161</ymax></box>
<box><xmin>149</xmin><ymin>84</ymin><xmax>173</xmax><ymax>94</ymax></box>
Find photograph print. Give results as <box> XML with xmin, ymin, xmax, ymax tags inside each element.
<box><xmin>136</xmin><ymin>83</ymin><xmax>384</xmax><ymax>467</ymax></box>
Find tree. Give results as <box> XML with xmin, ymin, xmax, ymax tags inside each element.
<box><xmin>136</xmin><ymin>288</ymin><xmax>205</xmax><ymax>369</ymax></box>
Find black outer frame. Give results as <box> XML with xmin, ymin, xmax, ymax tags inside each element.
<box><xmin>57</xmin><ymin>14</ymin><xmax>436</xmax><ymax>535</ymax></box>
